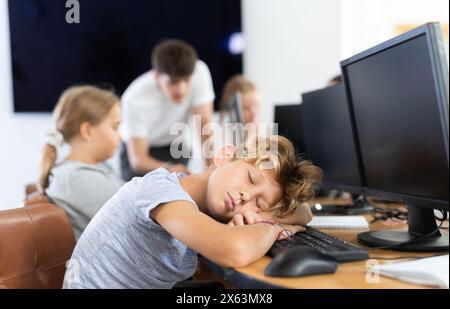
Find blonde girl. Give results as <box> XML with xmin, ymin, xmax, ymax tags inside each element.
<box><xmin>39</xmin><ymin>85</ymin><xmax>123</xmax><ymax>239</ymax></box>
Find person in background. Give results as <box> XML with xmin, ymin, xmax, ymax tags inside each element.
<box><xmin>217</xmin><ymin>74</ymin><xmax>263</xmax><ymax>149</ymax></box>
<box><xmin>219</xmin><ymin>74</ymin><xmax>261</xmax><ymax>125</ymax></box>
<box><xmin>40</xmin><ymin>86</ymin><xmax>124</xmax><ymax>240</ymax></box>
<box><xmin>120</xmin><ymin>39</ymin><xmax>215</xmax><ymax>181</ymax></box>
<box><xmin>328</xmin><ymin>74</ymin><xmax>342</xmax><ymax>86</ymax></box>
<box><xmin>63</xmin><ymin>135</ymin><xmax>322</xmax><ymax>288</ymax></box>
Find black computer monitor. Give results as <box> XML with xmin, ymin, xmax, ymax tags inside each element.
<box><xmin>274</xmin><ymin>104</ymin><xmax>305</xmax><ymax>154</ymax></box>
<box><xmin>224</xmin><ymin>91</ymin><xmax>245</xmax><ymax>143</ymax></box>
<box><xmin>341</xmin><ymin>22</ymin><xmax>449</xmax><ymax>251</ymax></box>
<box><xmin>301</xmin><ymin>84</ymin><xmax>362</xmax><ymax>196</ymax></box>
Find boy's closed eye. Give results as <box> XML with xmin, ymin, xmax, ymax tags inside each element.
<box><xmin>248</xmin><ymin>166</ymin><xmax>263</xmax><ymax>184</ymax></box>
<box><xmin>248</xmin><ymin>168</ymin><xmax>271</xmax><ymax>210</ymax></box>
<box><xmin>248</xmin><ymin>171</ymin><xmax>255</xmax><ymax>184</ymax></box>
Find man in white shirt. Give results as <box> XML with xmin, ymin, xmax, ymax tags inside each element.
<box><xmin>120</xmin><ymin>39</ymin><xmax>215</xmax><ymax>180</ymax></box>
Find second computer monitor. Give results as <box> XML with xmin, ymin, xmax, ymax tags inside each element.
<box><xmin>301</xmin><ymin>84</ymin><xmax>362</xmax><ymax>195</ymax></box>
<box><xmin>274</xmin><ymin>104</ymin><xmax>306</xmax><ymax>154</ymax></box>
<box><xmin>225</xmin><ymin>91</ymin><xmax>245</xmax><ymax>143</ymax></box>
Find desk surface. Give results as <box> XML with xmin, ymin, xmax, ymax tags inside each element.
<box><xmin>199</xmin><ymin>202</ymin><xmax>448</xmax><ymax>289</ymax></box>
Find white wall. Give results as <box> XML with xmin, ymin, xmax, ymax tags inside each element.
<box><xmin>242</xmin><ymin>0</ymin><xmax>448</xmax><ymax>125</ymax></box>
<box><xmin>341</xmin><ymin>0</ymin><xmax>449</xmax><ymax>59</ymax></box>
<box><xmin>242</xmin><ymin>0</ymin><xmax>343</xmax><ymax>123</ymax></box>
<box><xmin>0</xmin><ymin>0</ymin><xmax>53</xmax><ymax>210</ymax></box>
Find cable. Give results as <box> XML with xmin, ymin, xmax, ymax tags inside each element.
<box><xmin>434</xmin><ymin>210</ymin><xmax>449</xmax><ymax>229</ymax></box>
<box><xmin>369</xmin><ymin>207</ymin><xmax>407</xmax><ymax>224</ymax></box>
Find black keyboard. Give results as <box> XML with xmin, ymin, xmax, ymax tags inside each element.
<box><xmin>268</xmin><ymin>226</ymin><xmax>369</xmax><ymax>262</ymax></box>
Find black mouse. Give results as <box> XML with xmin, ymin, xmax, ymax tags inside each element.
<box><xmin>264</xmin><ymin>247</ymin><xmax>338</xmax><ymax>277</ymax></box>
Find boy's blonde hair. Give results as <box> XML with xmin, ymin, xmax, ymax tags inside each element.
<box><xmin>236</xmin><ymin>135</ymin><xmax>323</xmax><ymax>217</ymax></box>
<box><xmin>38</xmin><ymin>85</ymin><xmax>119</xmax><ymax>190</ymax></box>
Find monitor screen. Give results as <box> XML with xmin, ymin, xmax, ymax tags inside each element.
<box><xmin>8</xmin><ymin>0</ymin><xmax>242</xmax><ymax>112</ymax></box>
<box><xmin>343</xmin><ymin>29</ymin><xmax>449</xmax><ymax>205</ymax></box>
<box><xmin>274</xmin><ymin>104</ymin><xmax>305</xmax><ymax>154</ymax></box>
<box><xmin>226</xmin><ymin>92</ymin><xmax>244</xmax><ymax>142</ymax></box>
<box><xmin>301</xmin><ymin>85</ymin><xmax>362</xmax><ymax>194</ymax></box>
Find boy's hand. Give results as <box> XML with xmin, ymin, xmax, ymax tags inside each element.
<box><xmin>256</xmin><ymin>203</ymin><xmax>314</xmax><ymax>226</ymax></box>
<box><xmin>228</xmin><ymin>211</ymin><xmax>261</xmax><ymax>226</ymax></box>
<box><xmin>254</xmin><ymin>210</ymin><xmax>277</xmax><ymax>222</ymax></box>
<box><xmin>276</xmin><ymin>224</ymin><xmax>305</xmax><ymax>240</ymax></box>
<box><xmin>227</xmin><ymin>212</ymin><xmax>306</xmax><ymax>240</ymax></box>
<box><xmin>227</xmin><ymin>211</ymin><xmax>306</xmax><ymax>235</ymax></box>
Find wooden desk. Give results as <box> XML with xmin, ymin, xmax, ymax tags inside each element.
<box><xmin>199</xmin><ymin>203</ymin><xmax>448</xmax><ymax>289</ymax></box>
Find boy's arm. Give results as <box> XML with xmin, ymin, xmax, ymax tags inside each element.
<box><xmin>150</xmin><ymin>201</ymin><xmax>303</xmax><ymax>268</ymax></box>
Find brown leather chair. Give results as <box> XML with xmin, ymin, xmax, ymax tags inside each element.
<box><xmin>0</xmin><ymin>204</ymin><xmax>76</xmax><ymax>289</ymax></box>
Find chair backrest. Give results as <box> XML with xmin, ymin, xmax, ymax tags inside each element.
<box><xmin>25</xmin><ymin>183</ymin><xmax>39</xmax><ymax>196</ymax></box>
<box><xmin>0</xmin><ymin>204</ymin><xmax>76</xmax><ymax>289</ymax></box>
<box><xmin>23</xmin><ymin>182</ymin><xmax>49</xmax><ymax>207</ymax></box>
<box><xmin>24</xmin><ymin>191</ymin><xmax>49</xmax><ymax>207</ymax></box>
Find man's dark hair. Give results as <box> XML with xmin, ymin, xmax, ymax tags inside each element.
<box><xmin>151</xmin><ymin>39</ymin><xmax>198</xmax><ymax>78</ymax></box>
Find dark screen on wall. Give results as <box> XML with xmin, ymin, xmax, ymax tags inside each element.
<box><xmin>8</xmin><ymin>0</ymin><xmax>242</xmax><ymax>112</ymax></box>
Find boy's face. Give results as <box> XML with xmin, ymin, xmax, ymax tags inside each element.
<box><xmin>206</xmin><ymin>159</ymin><xmax>282</xmax><ymax>222</ymax></box>
<box><xmin>156</xmin><ymin>72</ymin><xmax>193</xmax><ymax>103</ymax></box>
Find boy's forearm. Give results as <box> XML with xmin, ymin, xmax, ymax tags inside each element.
<box><xmin>226</xmin><ymin>223</ymin><xmax>280</xmax><ymax>268</ymax></box>
<box><xmin>154</xmin><ymin>201</ymin><xmax>281</xmax><ymax>269</ymax></box>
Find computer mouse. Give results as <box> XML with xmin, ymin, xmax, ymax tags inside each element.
<box><xmin>264</xmin><ymin>247</ymin><xmax>338</xmax><ymax>277</ymax></box>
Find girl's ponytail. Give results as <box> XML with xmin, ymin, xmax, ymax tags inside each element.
<box><xmin>38</xmin><ymin>130</ymin><xmax>64</xmax><ymax>191</ymax></box>
<box><xmin>39</xmin><ymin>144</ymin><xmax>57</xmax><ymax>190</ymax></box>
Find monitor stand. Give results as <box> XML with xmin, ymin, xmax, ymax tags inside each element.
<box><xmin>358</xmin><ymin>204</ymin><xmax>449</xmax><ymax>252</ymax></box>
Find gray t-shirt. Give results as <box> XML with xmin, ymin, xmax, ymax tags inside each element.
<box><xmin>46</xmin><ymin>161</ymin><xmax>124</xmax><ymax>240</ymax></box>
<box><xmin>63</xmin><ymin>168</ymin><xmax>199</xmax><ymax>289</ymax></box>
